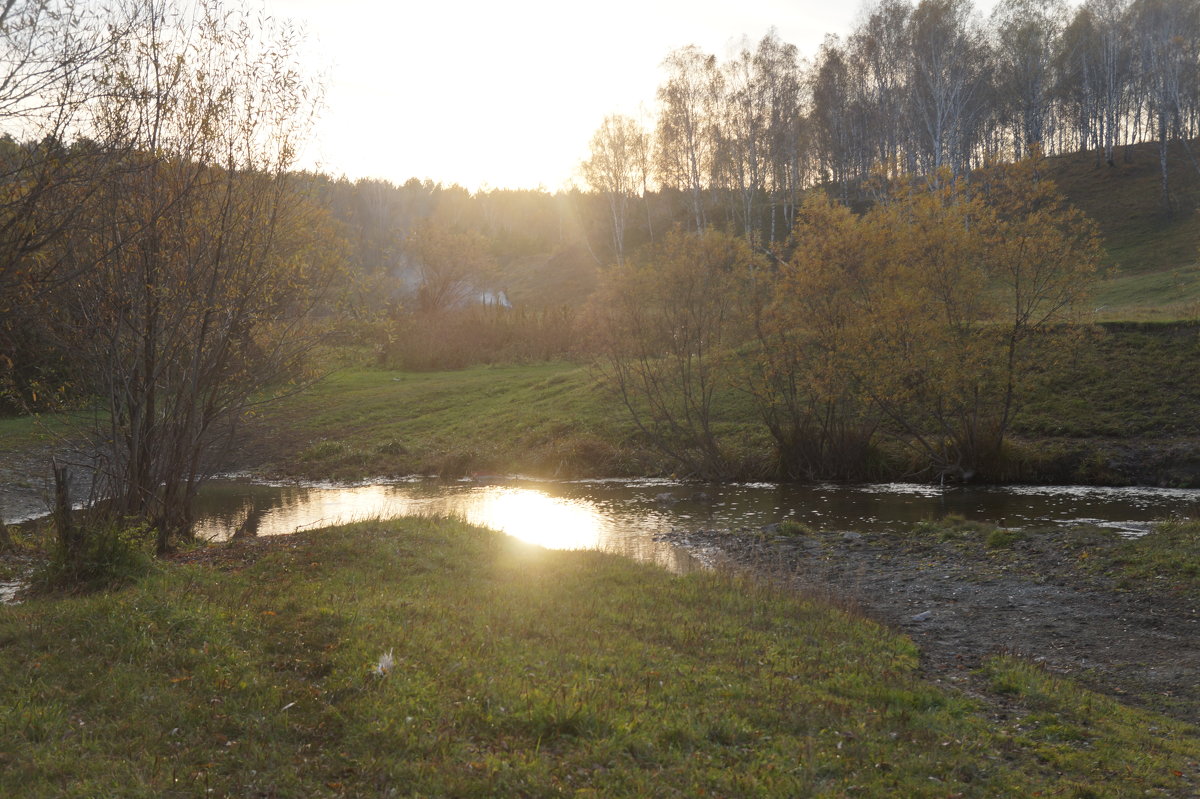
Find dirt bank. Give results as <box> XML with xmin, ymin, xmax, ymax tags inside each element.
<box><xmin>659</xmin><ymin>523</ymin><xmax>1200</xmax><ymax>724</ymax></box>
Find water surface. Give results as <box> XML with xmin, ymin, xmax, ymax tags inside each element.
<box><xmin>191</xmin><ymin>477</ymin><xmax>1200</xmax><ymax>571</ymax></box>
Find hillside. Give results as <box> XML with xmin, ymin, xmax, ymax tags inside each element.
<box><xmin>1046</xmin><ymin>140</ymin><xmax>1200</xmax><ymax>321</ymax></box>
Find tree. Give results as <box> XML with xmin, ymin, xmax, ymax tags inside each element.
<box><xmin>49</xmin><ymin>0</ymin><xmax>337</xmax><ymax>553</ymax></box>
<box><xmin>753</xmin><ymin>30</ymin><xmax>806</xmax><ymax>241</ymax></box>
<box><xmin>993</xmin><ymin>0</ymin><xmax>1067</xmax><ymax>158</ymax></box>
<box><xmin>744</xmin><ymin>194</ymin><xmax>883</xmax><ymax>480</ymax></box>
<box><xmin>850</xmin><ymin>0</ymin><xmax>914</xmax><ymax>176</ymax></box>
<box><xmin>854</xmin><ymin>162</ymin><xmax>1100</xmax><ymax>478</ymax></box>
<box><xmin>580</xmin><ymin>114</ymin><xmax>648</xmax><ymax>265</ymax></box>
<box><xmin>810</xmin><ymin>36</ymin><xmax>857</xmax><ymax>197</ymax></box>
<box><xmin>0</xmin><ymin>1</ymin><xmax>116</xmax><ymax>410</ymax></box>
<box><xmin>906</xmin><ymin>0</ymin><xmax>993</xmax><ymax>175</ymax></box>
<box><xmin>1132</xmin><ymin>0</ymin><xmax>1200</xmax><ymax>211</ymax></box>
<box><xmin>593</xmin><ymin>229</ymin><xmax>759</xmax><ymax>479</ymax></box>
<box><xmin>655</xmin><ymin>46</ymin><xmax>721</xmax><ymax>233</ymax></box>
<box><xmin>755</xmin><ymin>160</ymin><xmax>1100</xmax><ymax>481</ymax></box>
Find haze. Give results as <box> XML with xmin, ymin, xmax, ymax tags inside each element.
<box><xmin>265</xmin><ymin>0</ymin><xmax>1007</xmax><ymax>192</ymax></box>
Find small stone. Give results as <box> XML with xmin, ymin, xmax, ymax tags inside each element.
<box><xmin>911</xmin><ymin>610</ymin><xmax>934</xmax><ymax>622</ymax></box>
<box><xmin>842</xmin><ymin>531</ymin><xmax>864</xmax><ymax>541</ymax></box>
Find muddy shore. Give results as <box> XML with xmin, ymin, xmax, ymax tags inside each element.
<box><xmin>659</xmin><ymin>523</ymin><xmax>1200</xmax><ymax>725</ymax></box>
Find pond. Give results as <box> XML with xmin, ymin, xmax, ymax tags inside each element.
<box><xmin>189</xmin><ymin>476</ymin><xmax>1200</xmax><ymax>572</ymax></box>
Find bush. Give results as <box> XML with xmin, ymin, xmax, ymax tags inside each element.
<box><xmin>32</xmin><ymin>520</ymin><xmax>153</xmax><ymax>594</ymax></box>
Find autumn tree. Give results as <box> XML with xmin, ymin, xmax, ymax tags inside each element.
<box><xmin>850</xmin><ymin>162</ymin><xmax>1099</xmax><ymax>478</ymax></box>
<box><xmin>593</xmin><ymin>229</ymin><xmax>760</xmax><ymax>479</ymax></box>
<box><xmin>404</xmin><ymin>219</ymin><xmax>496</xmax><ymax>313</ymax></box>
<box><xmin>742</xmin><ymin>195</ymin><xmax>883</xmax><ymax>480</ymax></box>
<box><xmin>49</xmin><ymin>0</ymin><xmax>337</xmax><ymax>553</ymax></box>
<box><xmin>750</xmin><ymin>159</ymin><xmax>1099</xmax><ymax>481</ymax></box>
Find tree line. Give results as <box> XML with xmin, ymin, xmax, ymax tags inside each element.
<box><xmin>583</xmin><ymin>0</ymin><xmax>1200</xmax><ymax>266</ymax></box>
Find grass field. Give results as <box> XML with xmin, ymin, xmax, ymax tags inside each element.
<box><xmin>243</xmin><ymin>359</ymin><xmax>769</xmax><ymax>481</ymax></box>
<box><xmin>2</xmin><ymin>518</ymin><xmax>1197</xmax><ymax>797</ymax></box>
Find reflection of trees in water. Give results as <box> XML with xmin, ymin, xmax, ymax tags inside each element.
<box><xmin>233</xmin><ymin>496</ymin><xmax>269</xmax><ymax>539</ymax></box>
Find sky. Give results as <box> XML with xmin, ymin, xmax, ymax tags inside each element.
<box><xmin>264</xmin><ymin>0</ymin><xmax>1004</xmax><ymax>193</ymax></box>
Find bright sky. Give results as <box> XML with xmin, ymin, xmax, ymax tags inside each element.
<box><xmin>265</xmin><ymin>0</ymin><xmax>1004</xmax><ymax>192</ymax></box>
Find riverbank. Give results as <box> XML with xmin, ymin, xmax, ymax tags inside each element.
<box><xmin>239</xmin><ymin>322</ymin><xmax>1200</xmax><ymax>487</ymax></box>
<box><xmin>661</xmin><ymin>516</ymin><xmax>1200</xmax><ymax>724</ymax></box>
<box><xmin>2</xmin><ymin>518</ymin><xmax>1198</xmax><ymax>797</ymax></box>
<box><xmin>5</xmin><ymin>321</ymin><xmax>1200</xmax><ymax>513</ymax></box>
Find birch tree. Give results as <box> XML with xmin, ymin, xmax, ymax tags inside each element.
<box><xmin>655</xmin><ymin>46</ymin><xmax>721</xmax><ymax>233</ymax></box>
<box><xmin>581</xmin><ymin>114</ymin><xmax>648</xmax><ymax>264</ymax></box>
<box><xmin>993</xmin><ymin>0</ymin><xmax>1066</xmax><ymax>158</ymax></box>
<box><xmin>907</xmin><ymin>0</ymin><xmax>992</xmax><ymax>174</ymax></box>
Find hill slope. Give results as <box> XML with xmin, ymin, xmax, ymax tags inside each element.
<box><xmin>1041</xmin><ymin>141</ymin><xmax>1200</xmax><ymax>320</ymax></box>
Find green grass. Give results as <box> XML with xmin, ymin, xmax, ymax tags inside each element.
<box><xmin>251</xmin><ymin>362</ymin><xmax>642</xmax><ymax>479</ymax></box>
<box><xmin>1104</xmin><ymin>517</ymin><xmax>1200</xmax><ymax>597</ymax></box>
<box><xmin>1090</xmin><ymin>264</ymin><xmax>1200</xmax><ymax>323</ymax></box>
<box><xmin>0</xmin><ymin>412</ymin><xmax>77</xmax><ymax>457</ymax></box>
<box><xmin>1016</xmin><ymin>322</ymin><xmax>1200</xmax><ymax>441</ymax></box>
<box><xmin>1047</xmin><ymin>140</ymin><xmax>1200</xmax><ymax>284</ymax></box>
<box><xmin>1</xmin><ymin>518</ymin><xmax>1197</xmax><ymax>796</ymax></box>
<box><xmin>250</xmin><ymin>362</ymin><xmax>770</xmax><ymax>480</ymax></box>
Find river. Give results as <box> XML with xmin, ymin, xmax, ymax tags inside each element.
<box><xmin>186</xmin><ymin>476</ymin><xmax>1200</xmax><ymax>572</ymax></box>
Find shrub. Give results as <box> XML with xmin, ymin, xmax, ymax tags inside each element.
<box><xmin>32</xmin><ymin>520</ymin><xmax>153</xmax><ymax>594</ymax></box>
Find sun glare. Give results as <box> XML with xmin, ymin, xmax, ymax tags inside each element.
<box><xmin>454</xmin><ymin>487</ymin><xmax>605</xmax><ymax>550</ymax></box>
<box><xmin>262</xmin><ymin>0</ymin><xmax>888</xmax><ymax>191</ymax></box>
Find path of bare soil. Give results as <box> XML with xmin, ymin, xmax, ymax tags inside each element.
<box><xmin>660</xmin><ymin>525</ymin><xmax>1200</xmax><ymax>724</ymax></box>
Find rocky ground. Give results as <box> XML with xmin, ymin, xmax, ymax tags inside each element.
<box><xmin>659</xmin><ymin>522</ymin><xmax>1200</xmax><ymax>725</ymax></box>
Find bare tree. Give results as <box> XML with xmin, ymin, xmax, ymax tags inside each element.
<box><xmin>581</xmin><ymin>114</ymin><xmax>648</xmax><ymax>265</ymax></box>
<box><xmin>993</xmin><ymin>0</ymin><xmax>1067</xmax><ymax>158</ymax></box>
<box><xmin>594</xmin><ymin>230</ymin><xmax>757</xmax><ymax>479</ymax></box>
<box><xmin>810</xmin><ymin>36</ymin><xmax>856</xmax><ymax>198</ymax></box>
<box><xmin>907</xmin><ymin>0</ymin><xmax>993</xmax><ymax>175</ymax></box>
<box><xmin>655</xmin><ymin>46</ymin><xmax>721</xmax><ymax>233</ymax></box>
<box><xmin>752</xmin><ymin>30</ymin><xmax>806</xmax><ymax>240</ymax></box>
<box><xmin>850</xmin><ymin>0</ymin><xmax>914</xmax><ymax>176</ymax></box>
<box><xmin>1132</xmin><ymin>0</ymin><xmax>1200</xmax><ymax>211</ymax></box>
<box><xmin>51</xmin><ymin>0</ymin><xmax>337</xmax><ymax>553</ymax></box>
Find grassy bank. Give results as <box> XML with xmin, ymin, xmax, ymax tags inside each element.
<box><xmin>4</xmin><ymin>322</ymin><xmax>1198</xmax><ymax>487</ymax></box>
<box><xmin>240</xmin><ymin>321</ymin><xmax>1200</xmax><ymax>485</ymax></box>
<box><xmin>1</xmin><ymin>517</ymin><xmax>1197</xmax><ymax>797</ymax></box>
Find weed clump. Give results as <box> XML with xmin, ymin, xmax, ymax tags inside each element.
<box><xmin>778</xmin><ymin>520</ymin><xmax>815</xmax><ymax>536</ymax></box>
<box><xmin>31</xmin><ymin>520</ymin><xmax>153</xmax><ymax>594</ymax></box>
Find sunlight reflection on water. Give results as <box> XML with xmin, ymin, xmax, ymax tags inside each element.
<box><xmin>191</xmin><ymin>479</ymin><xmax>695</xmax><ymax>572</ymax></box>
<box><xmin>183</xmin><ymin>477</ymin><xmax>1200</xmax><ymax>572</ymax></box>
